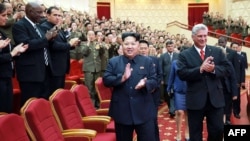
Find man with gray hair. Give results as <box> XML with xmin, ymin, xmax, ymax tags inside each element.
<box><xmin>177</xmin><ymin>23</ymin><xmax>230</xmax><ymax>141</ymax></box>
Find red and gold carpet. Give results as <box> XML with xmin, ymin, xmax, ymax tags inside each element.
<box><xmin>157</xmin><ymin>104</ymin><xmax>208</xmax><ymax>141</ymax></box>
<box><xmin>133</xmin><ymin>89</ymin><xmax>249</xmax><ymax>141</ymax></box>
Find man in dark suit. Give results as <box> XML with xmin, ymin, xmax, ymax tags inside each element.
<box><xmin>139</xmin><ymin>39</ymin><xmax>162</xmax><ymax>141</ymax></box>
<box><xmin>12</xmin><ymin>2</ymin><xmax>57</xmax><ymax>106</ymax></box>
<box><xmin>159</xmin><ymin>40</ymin><xmax>178</xmax><ymax>118</ymax></box>
<box><xmin>177</xmin><ymin>24</ymin><xmax>230</xmax><ymax>141</ymax></box>
<box><xmin>41</xmin><ymin>6</ymin><xmax>79</xmax><ymax>94</ymax></box>
<box><xmin>218</xmin><ymin>37</ymin><xmax>243</xmax><ymax>119</ymax></box>
<box><xmin>103</xmin><ymin>32</ymin><xmax>158</xmax><ymax>141</ymax></box>
<box><xmin>230</xmin><ymin>42</ymin><xmax>246</xmax><ymax>119</ymax></box>
<box><xmin>232</xmin><ymin>43</ymin><xmax>248</xmax><ymax>88</ymax></box>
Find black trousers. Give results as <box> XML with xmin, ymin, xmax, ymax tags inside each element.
<box><xmin>115</xmin><ymin>119</ymin><xmax>156</xmax><ymax>141</ymax></box>
<box><xmin>0</xmin><ymin>78</ymin><xmax>13</xmax><ymax>113</ymax></box>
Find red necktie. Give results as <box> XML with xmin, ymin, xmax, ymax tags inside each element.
<box><xmin>200</xmin><ymin>50</ymin><xmax>205</xmax><ymax>60</ymax></box>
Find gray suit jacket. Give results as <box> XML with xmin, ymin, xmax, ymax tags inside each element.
<box><xmin>159</xmin><ymin>52</ymin><xmax>179</xmax><ymax>85</ymax></box>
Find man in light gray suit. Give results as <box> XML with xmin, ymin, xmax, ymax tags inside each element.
<box><xmin>159</xmin><ymin>40</ymin><xmax>178</xmax><ymax>118</ymax></box>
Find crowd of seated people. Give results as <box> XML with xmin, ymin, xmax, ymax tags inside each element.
<box><xmin>0</xmin><ymin>0</ymin><xmax>194</xmax><ymax>114</ymax></box>
<box><xmin>202</xmin><ymin>11</ymin><xmax>249</xmax><ymax>40</ymax></box>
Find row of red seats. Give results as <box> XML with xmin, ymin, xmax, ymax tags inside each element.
<box><xmin>11</xmin><ymin>59</ymin><xmax>85</xmax><ymax>114</ymax></box>
<box><xmin>0</xmin><ymin>84</ymin><xmax>116</xmax><ymax>141</ymax></box>
<box><xmin>66</xmin><ymin>59</ymin><xmax>85</xmax><ymax>84</ymax></box>
<box><xmin>212</xmin><ymin>28</ymin><xmax>250</xmax><ymax>47</ymax></box>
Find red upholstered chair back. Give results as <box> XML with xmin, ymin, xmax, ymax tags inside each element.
<box><xmin>71</xmin><ymin>84</ymin><xmax>97</xmax><ymax>116</ymax></box>
<box><xmin>0</xmin><ymin>113</ymin><xmax>30</xmax><ymax>141</ymax></box>
<box><xmin>95</xmin><ymin>77</ymin><xmax>112</xmax><ymax>108</ymax></box>
<box><xmin>20</xmin><ymin>98</ymin><xmax>65</xmax><ymax>141</ymax></box>
<box><xmin>244</xmin><ymin>36</ymin><xmax>250</xmax><ymax>47</ymax></box>
<box><xmin>50</xmin><ymin>89</ymin><xmax>84</xmax><ymax>130</ymax></box>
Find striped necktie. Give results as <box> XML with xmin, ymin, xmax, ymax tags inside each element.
<box><xmin>34</xmin><ymin>25</ymin><xmax>48</xmax><ymax>65</ymax></box>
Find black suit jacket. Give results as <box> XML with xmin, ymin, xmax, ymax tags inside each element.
<box><xmin>12</xmin><ymin>18</ymin><xmax>50</xmax><ymax>82</ymax></box>
<box><xmin>240</xmin><ymin>51</ymin><xmax>248</xmax><ymax>69</ymax></box>
<box><xmin>41</xmin><ymin>21</ymin><xmax>71</xmax><ymax>76</ymax></box>
<box><xmin>0</xmin><ymin>31</ymin><xmax>13</xmax><ymax>78</ymax></box>
<box><xmin>177</xmin><ymin>45</ymin><xmax>230</xmax><ymax>110</ymax></box>
<box><xmin>225</xmin><ymin>47</ymin><xmax>242</xmax><ymax>84</ymax></box>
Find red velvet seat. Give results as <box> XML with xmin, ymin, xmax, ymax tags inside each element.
<box><xmin>244</xmin><ymin>36</ymin><xmax>250</xmax><ymax>47</ymax></box>
<box><xmin>95</xmin><ymin>77</ymin><xmax>112</xmax><ymax>109</ymax></box>
<box><xmin>215</xmin><ymin>29</ymin><xmax>226</xmax><ymax>38</ymax></box>
<box><xmin>0</xmin><ymin>113</ymin><xmax>30</xmax><ymax>141</ymax></box>
<box><xmin>71</xmin><ymin>84</ymin><xmax>115</xmax><ymax>132</ymax></box>
<box><xmin>66</xmin><ymin>59</ymin><xmax>84</xmax><ymax>84</ymax></box>
<box><xmin>49</xmin><ymin>89</ymin><xmax>116</xmax><ymax>141</ymax></box>
<box><xmin>64</xmin><ymin>80</ymin><xmax>77</xmax><ymax>90</ymax></box>
<box><xmin>12</xmin><ymin>76</ymin><xmax>21</xmax><ymax>114</ymax></box>
<box><xmin>231</xmin><ymin>33</ymin><xmax>242</xmax><ymax>44</ymax></box>
<box><xmin>20</xmin><ymin>98</ymin><xmax>97</xmax><ymax>141</ymax></box>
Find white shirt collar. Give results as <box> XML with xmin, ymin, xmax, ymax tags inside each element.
<box><xmin>24</xmin><ymin>16</ymin><xmax>36</xmax><ymax>27</ymax></box>
<box><xmin>194</xmin><ymin>45</ymin><xmax>206</xmax><ymax>54</ymax></box>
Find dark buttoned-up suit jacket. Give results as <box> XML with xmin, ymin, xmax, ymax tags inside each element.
<box><xmin>177</xmin><ymin>45</ymin><xmax>230</xmax><ymax>110</ymax></box>
<box><xmin>41</xmin><ymin>21</ymin><xmax>71</xmax><ymax>76</ymax></box>
<box><xmin>103</xmin><ymin>55</ymin><xmax>157</xmax><ymax>125</ymax></box>
<box><xmin>12</xmin><ymin>18</ymin><xmax>50</xmax><ymax>82</ymax></box>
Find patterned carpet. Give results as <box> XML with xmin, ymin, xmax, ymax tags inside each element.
<box><xmin>133</xmin><ymin>89</ymin><xmax>249</xmax><ymax>141</ymax></box>
<box><xmin>157</xmin><ymin>104</ymin><xmax>207</xmax><ymax>141</ymax></box>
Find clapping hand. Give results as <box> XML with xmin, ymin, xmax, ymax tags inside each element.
<box><xmin>121</xmin><ymin>63</ymin><xmax>132</xmax><ymax>82</ymax></box>
<box><xmin>135</xmin><ymin>78</ymin><xmax>147</xmax><ymax>90</ymax></box>
<box><xmin>200</xmin><ymin>56</ymin><xmax>215</xmax><ymax>73</ymax></box>
<box><xmin>11</xmin><ymin>43</ymin><xmax>28</xmax><ymax>57</ymax></box>
<box><xmin>45</xmin><ymin>26</ymin><xmax>58</xmax><ymax>40</ymax></box>
<box><xmin>0</xmin><ymin>38</ymin><xmax>11</xmax><ymax>49</ymax></box>
<box><xmin>69</xmin><ymin>37</ymin><xmax>80</xmax><ymax>47</ymax></box>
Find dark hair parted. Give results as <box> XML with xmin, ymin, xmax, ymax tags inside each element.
<box><xmin>121</xmin><ymin>32</ymin><xmax>140</xmax><ymax>41</ymax></box>
<box><xmin>46</xmin><ymin>6</ymin><xmax>59</xmax><ymax>14</ymax></box>
<box><xmin>0</xmin><ymin>3</ymin><xmax>6</xmax><ymax>14</ymax></box>
<box><xmin>165</xmin><ymin>40</ymin><xmax>174</xmax><ymax>46</ymax></box>
<box><xmin>139</xmin><ymin>40</ymin><xmax>149</xmax><ymax>47</ymax></box>
<box><xmin>230</xmin><ymin>42</ymin><xmax>239</xmax><ymax>47</ymax></box>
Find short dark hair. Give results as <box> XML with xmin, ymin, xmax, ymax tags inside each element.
<box><xmin>166</xmin><ymin>40</ymin><xmax>174</xmax><ymax>46</ymax></box>
<box><xmin>0</xmin><ymin>3</ymin><xmax>6</xmax><ymax>14</ymax></box>
<box><xmin>46</xmin><ymin>6</ymin><xmax>59</xmax><ymax>14</ymax></box>
<box><xmin>230</xmin><ymin>42</ymin><xmax>239</xmax><ymax>47</ymax></box>
<box><xmin>139</xmin><ymin>40</ymin><xmax>149</xmax><ymax>47</ymax></box>
<box><xmin>121</xmin><ymin>32</ymin><xmax>140</xmax><ymax>41</ymax></box>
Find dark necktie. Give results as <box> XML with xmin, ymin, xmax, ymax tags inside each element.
<box><xmin>169</xmin><ymin>53</ymin><xmax>173</xmax><ymax>61</ymax></box>
<box><xmin>34</xmin><ymin>25</ymin><xmax>48</xmax><ymax>65</ymax></box>
<box><xmin>200</xmin><ymin>50</ymin><xmax>205</xmax><ymax>61</ymax></box>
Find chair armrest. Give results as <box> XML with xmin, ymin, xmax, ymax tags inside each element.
<box><xmin>84</xmin><ymin>115</ymin><xmax>111</xmax><ymax>120</ymax></box>
<box><xmin>99</xmin><ymin>100</ymin><xmax>110</xmax><ymax>109</ymax></box>
<box><xmin>100</xmin><ymin>100</ymin><xmax>111</xmax><ymax>103</ymax></box>
<box><xmin>82</xmin><ymin>117</ymin><xmax>110</xmax><ymax>133</ymax></box>
<box><xmin>96</xmin><ymin>108</ymin><xmax>109</xmax><ymax>115</ymax></box>
<box><xmin>62</xmin><ymin>129</ymin><xmax>96</xmax><ymax>140</ymax></box>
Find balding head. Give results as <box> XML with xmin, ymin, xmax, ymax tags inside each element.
<box><xmin>25</xmin><ymin>2</ymin><xmax>43</xmax><ymax>23</ymax></box>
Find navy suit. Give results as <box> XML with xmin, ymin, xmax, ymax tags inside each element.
<box><xmin>177</xmin><ymin>45</ymin><xmax>230</xmax><ymax>141</ymax></box>
<box><xmin>41</xmin><ymin>21</ymin><xmax>72</xmax><ymax>94</ymax></box>
<box><xmin>103</xmin><ymin>55</ymin><xmax>157</xmax><ymax>141</ymax></box>
<box><xmin>0</xmin><ymin>31</ymin><xmax>14</xmax><ymax>113</ymax></box>
<box><xmin>239</xmin><ymin>51</ymin><xmax>248</xmax><ymax>69</ymax></box>
<box><xmin>12</xmin><ymin>17</ymin><xmax>51</xmax><ymax>105</ymax></box>
<box><xmin>222</xmin><ymin>61</ymin><xmax>238</xmax><ymax>122</ymax></box>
